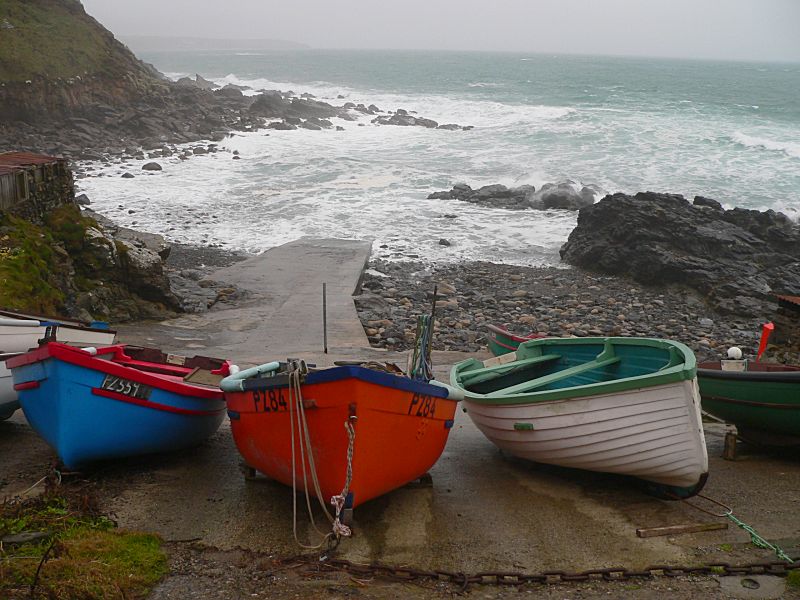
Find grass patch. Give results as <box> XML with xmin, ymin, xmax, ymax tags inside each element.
<box><xmin>0</xmin><ymin>211</ymin><xmax>65</xmax><ymax>313</ymax></box>
<box><xmin>718</xmin><ymin>543</ymin><xmax>733</xmax><ymax>552</ymax></box>
<box><xmin>0</xmin><ymin>0</ymin><xmax>137</xmax><ymax>82</ymax></box>
<box><xmin>0</xmin><ymin>493</ymin><xmax>167</xmax><ymax>599</ymax></box>
<box><xmin>788</xmin><ymin>570</ymin><xmax>800</xmax><ymax>588</ymax></box>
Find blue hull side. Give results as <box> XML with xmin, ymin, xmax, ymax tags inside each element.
<box><xmin>13</xmin><ymin>357</ymin><xmax>225</xmax><ymax>469</ymax></box>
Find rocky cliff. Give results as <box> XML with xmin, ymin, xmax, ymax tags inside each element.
<box><xmin>0</xmin><ymin>0</ymin><xmax>166</xmax><ymax>119</ymax></box>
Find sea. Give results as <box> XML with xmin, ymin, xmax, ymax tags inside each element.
<box><xmin>77</xmin><ymin>50</ymin><xmax>800</xmax><ymax>267</ymax></box>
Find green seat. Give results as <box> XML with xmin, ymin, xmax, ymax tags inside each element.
<box><xmin>487</xmin><ymin>341</ymin><xmax>620</xmax><ymax>397</ymax></box>
<box><xmin>460</xmin><ymin>353</ymin><xmax>561</xmax><ymax>387</ymax></box>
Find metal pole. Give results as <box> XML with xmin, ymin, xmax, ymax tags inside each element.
<box><xmin>323</xmin><ymin>282</ymin><xmax>328</xmax><ymax>354</ymax></box>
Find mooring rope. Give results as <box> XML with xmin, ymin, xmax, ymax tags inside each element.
<box><xmin>679</xmin><ymin>493</ymin><xmax>792</xmax><ymax>563</ymax></box>
<box><xmin>287</xmin><ymin>361</ymin><xmax>353</xmax><ymax>549</ymax></box>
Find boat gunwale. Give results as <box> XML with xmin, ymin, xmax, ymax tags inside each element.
<box><xmin>698</xmin><ymin>367</ymin><xmax>800</xmax><ymax>384</ymax></box>
<box><xmin>240</xmin><ymin>365</ymin><xmax>452</xmax><ymax>399</ymax></box>
<box><xmin>0</xmin><ymin>308</ymin><xmax>116</xmax><ymax>334</ymax></box>
<box><xmin>453</xmin><ymin>337</ymin><xmax>697</xmax><ymax>405</ymax></box>
<box><xmin>486</xmin><ymin>324</ymin><xmax>542</xmax><ymax>344</ymax></box>
<box><xmin>700</xmin><ymin>394</ymin><xmax>800</xmax><ymax>410</ymax></box>
<box><xmin>7</xmin><ymin>343</ymin><xmax>227</xmax><ymax>400</ymax></box>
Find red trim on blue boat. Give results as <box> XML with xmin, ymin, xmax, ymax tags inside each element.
<box><xmin>13</xmin><ymin>381</ymin><xmax>40</xmax><ymax>391</ymax></box>
<box><xmin>7</xmin><ymin>343</ymin><xmax>224</xmax><ymax>400</ymax></box>
<box><xmin>91</xmin><ymin>388</ymin><xmax>225</xmax><ymax>416</ymax></box>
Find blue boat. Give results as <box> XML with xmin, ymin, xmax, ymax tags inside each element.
<box><xmin>7</xmin><ymin>342</ymin><xmax>231</xmax><ymax>469</ymax></box>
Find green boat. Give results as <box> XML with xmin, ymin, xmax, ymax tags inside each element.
<box><xmin>698</xmin><ymin>361</ymin><xmax>800</xmax><ymax>445</ymax></box>
<box><xmin>451</xmin><ymin>337</ymin><xmax>709</xmax><ymax>495</ymax></box>
<box><xmin>486</xmin><ymin>324</ymin><xmax>541</xmax><ymax>356</ymax></box>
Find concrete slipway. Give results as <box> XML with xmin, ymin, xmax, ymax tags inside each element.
<box><xmin>1</xmin><ymin>238</ymin><xmax>798</xmax><ymax>599</ymax></box>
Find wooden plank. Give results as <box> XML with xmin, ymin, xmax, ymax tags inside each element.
<box><xmin>183</xmin><ymin>367</ymin><xmax>225</xmax><ymax>388</ymax></box>
<box><xmin>636</xmin><ymin>522</ymin><xmax>728</xmax><ymax>538</ymax></box>
<box><xmin>462</xmin><ymin>354</ymin><xmax>562</xmax><ymax>386</ymax></box>
<box><xmin>482</xmin><ymin>352</ymin><xmax>518</xmax><ymax>368</ymax></box>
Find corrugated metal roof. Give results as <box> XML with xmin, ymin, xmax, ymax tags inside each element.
<box><xmin>0</xmin><ymin>152</ymin><xmax>61</xmax><ymax>174</ymax></box>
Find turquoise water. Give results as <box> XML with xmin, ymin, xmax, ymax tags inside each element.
<box><xmin>81</xmin><ymin>50</ymin><xmax>800</xmax><ymax>265</ymax></box>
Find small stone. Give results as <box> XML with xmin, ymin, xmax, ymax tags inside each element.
<box><xmin>439</xmin><ymin>238</ymin><xmax>451</xmax><ymax>246</ymax></box>
<box><xmin>141</xmin><ymin>162</ymin><xmax>162</xmax><ymax>171</ymax></box>
<box><xmin>121</xmin><ymin>172</ymin><xmax>135</xmax><ymax>178</ymax></box>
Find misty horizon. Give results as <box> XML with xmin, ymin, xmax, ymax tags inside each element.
<box><xmin>84</xmin><ymin>0</ymin><xmax>800</xmax><ymax>64</ymax></box>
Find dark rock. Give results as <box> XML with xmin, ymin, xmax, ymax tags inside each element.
<box><xmin>299</xmin><ymin>120</ymin><xmax>322</xmax><ymax>131</ymax></box>
<box><xmin>194</xmin><ymin>74</ymin><xmax>218</xmax><ymax>91</ymax></box>
<box><xmin>75</xmin><ymin>193</ymin><xmax>91</xmax><ymax>205</ymax></box>
<box><xmin>266</xmin><ymin>121</ymin><xmax>298</xmax><ymax>130</ymax></box>
<box><xmin>437</xmin><ymin>123</ymin><xmax>461</xmax><ymax>130</ymax></box>
<box><xmin>372</xmin><ymin>113</ymin><xmax>439</xmax><ymax>128</ymax></box>
<box><xmin>121</xmin><ymin>172</ymin><xmax>135</xmax><ymax>178</ymax></box>
<box><xmin>528</xmin><ymin>182</ymin><xmax>596</xmax><ymax>210</ymax></box>
<box><xmin>439</xmin><ymin>239</ymin><xmax>451</xmax><ymax>246</ymax></box>
<box><xmin>559</xmin><ymin>191</ymin><xmax>800</xmax><ymax>316</ymax></box>
<box><xmin>427</xmin><ymin>183</ymin><xmax>534</xmax><ymax>210</ymax></box>
<box><xmin>141</xmin><ymin>162</ymin><xmax>162</xmax><ymax>171</ymax></box>
<box><xmin>694</xmin><ymin>196</ymin><xmax>723</xmax><ymax>210</ymax></box>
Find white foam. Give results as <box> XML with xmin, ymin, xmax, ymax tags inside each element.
<box><xmin>213</xmin><ymin>73</ymin><xmax>576</xmax><ymax>127</ymax></box>
<box><xmin>731</xmin><ymin>131</ymin><xmax>800</xmax><ymax>159</ymax></box>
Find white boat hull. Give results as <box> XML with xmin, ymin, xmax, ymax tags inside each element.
<box><xmin>0</xmin><ymin>320</ymin><xmax>115</xmax><ymax>353</ymax></box>
<box><xmin>0</xmin><ymin>359</ymin><xmax>18</xmax><ymax>420</ymax></box>
<box><xmin>463</xmin><ymin>378</ymin><xmax>708</xmax><ymax>489</ymax></box>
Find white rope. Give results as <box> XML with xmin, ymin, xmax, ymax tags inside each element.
<box><xmin>287</xmin><ymin>361</ymin><xmax>353</xmax><ymax>549</ymax></box>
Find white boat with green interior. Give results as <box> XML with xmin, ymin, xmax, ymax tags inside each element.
<box><xmin>450</xmin><ymin>337</ymin><xmax>708</xmax><ymax>496</ymax></box>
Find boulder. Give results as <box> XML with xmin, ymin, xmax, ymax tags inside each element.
<box><xmin>528</xmin><ymin>181</ymin><xmax>596</xmax><ymax>210</ymax></box>
<box><xmin>693</xmin><ymin>196</ymin><xmax>723</xmax><ymax>211</ymax></box>
<box><xmin>141</xmin><ymin>162</ymin><xmax>162</xmax><ymax>171</ymax></box>
<box><xmin>194</xmin><ymin>74</ymin><xmax>218</xmax><ymax>91</ymax></box>
<box><xmin>116</xmin><ymin>241</ymin><xmax>180</xmax><ymax>307</ymax></box>
<box><xmin>249</xmin><ymin>91</ymin><xmax>289</xmax><ymax>117</ymax></box>
<box><xmin>427</xmin><ymin>183</ymin><xmax>534</xmax><ymax>209</ymax></box>
<box><xmin>372</xmin><ymin>113</ymin><xmax>440</xmax><ymax>128</ymax></box>
<box><xmin>559</xmin><ymin>192</ymin><xmax>800</xmax><ymax>316</ymax></box>
<box><xmin>267</xmin><ymin>121</ymin><xmax>297</xmax><ymax>130</ymax></box>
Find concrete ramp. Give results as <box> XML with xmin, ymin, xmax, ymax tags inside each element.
<box><xmin>212</xmin><ymin>237</ymin><xmax>372</xmax><ymax>359</ymax></box>
<box><xmin>116</xmin><ymin>238</ymin><xmax>373</xmax><ymax>365</ymax></box>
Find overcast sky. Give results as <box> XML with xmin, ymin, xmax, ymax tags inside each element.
<box><xmin>81</xmin><ymin>0</ymin><xmax>800</xmax><ymax>62</ymax></box>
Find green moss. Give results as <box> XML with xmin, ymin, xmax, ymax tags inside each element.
<box><xmin>0</xmin><ymin>212</ymin><xmax>65</xmax><ymax>313</ymax></box>
<box><xmin>718</xmin><ymin>543</ymin><xmax>733</xmax><ymax>552</ymax></box>
<box><xmin>0</xmin><ymin>494</ymin><xmax>167</xmax><ymax>600</ymax></box>
<box><xmin>0</xmin><ymin>0</ymin><xmax>139</xmax><ymax>82</ymax></box>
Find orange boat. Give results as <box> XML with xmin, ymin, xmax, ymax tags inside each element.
<box><xmin>221</xmin><ymin>361</ymin><xmax>459</xmax><ymax>523</ymax></box>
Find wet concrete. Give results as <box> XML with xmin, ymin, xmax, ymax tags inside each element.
<box><xmin>2</xmin><ymin>238</ymin><xmax>799</xmax><ymax>598</ymax></box>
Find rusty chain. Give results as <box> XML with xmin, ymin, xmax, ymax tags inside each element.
<box><xmin>279</xmin><ymin>554</ymin><xmax>800</xmax><ymax>591</ymax></box>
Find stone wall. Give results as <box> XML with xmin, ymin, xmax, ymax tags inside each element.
<box><xmin>0</xmin><ymin>158</ymin><xmax>75</xmax><ymax>223</ymax></box>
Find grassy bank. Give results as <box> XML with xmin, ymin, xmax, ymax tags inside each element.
<box><xmin>0</xmin><ymin>492</ymin><xmax>167</xmax><ymax>599</ymax></box>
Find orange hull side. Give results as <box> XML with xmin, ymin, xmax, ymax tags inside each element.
<box><xmin>225</xmin><ymin>373</ymin><xmax>458</xmax><ymax>507</ymax></box>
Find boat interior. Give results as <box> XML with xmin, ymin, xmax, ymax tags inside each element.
<box><xmin>459</xmin><ymin>339</ymin><xmax>685</xmax><ymax>396</ymax></box>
